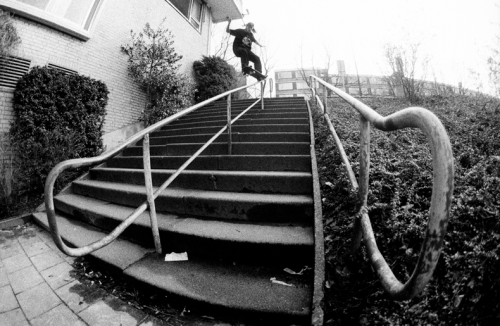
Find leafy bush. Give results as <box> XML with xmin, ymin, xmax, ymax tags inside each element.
<box><xmin>122</xmin><ymin>22</ymin><xmax>194</xmax><ymax>125</ymax></box>
<box><xmin>10</xmin><ymin>67</ymin><xmax>108</xmax><ymax>193</ymax></box>
<box><xmin>315</xmin><ymin>94</ymin><xmax>500</xmax><ymax>325</ymax></box>
<box><xmin>193</xmin><ymin>55</ymin><xmax>238</xmax><ymax>102</ymax></box>
<box><xmin>0</xmin><ymin>9</ymin><xmax>21</xmax><ymax>57</ymax></box>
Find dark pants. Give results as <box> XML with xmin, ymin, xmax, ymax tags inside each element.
<box><xmin>234</xmin><ymin>47</ymin><xmax>262</xmax><ymax>73</ymax></box>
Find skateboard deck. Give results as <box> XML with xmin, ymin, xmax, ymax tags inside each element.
<box><xmin>243</xmin><ymin>66</ymin><xmax>267</xmax><ymax>81</ymax></box>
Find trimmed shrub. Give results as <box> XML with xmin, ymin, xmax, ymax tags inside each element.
<box><xmin>193</xmin><ymin>55</ymin><xmax>238</xmax><ymax>103</ymax></box>
<box><xmin>10</xmin><ymin>67</ymin><xmax>108</xmax><ymax>193</ymax></box>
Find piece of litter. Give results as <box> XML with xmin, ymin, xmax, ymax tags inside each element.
<box><xmin>164</xmin><ymin>252</ymin><xmax>188</xmax><ymax>261</ymax></box>
<box><xmin>284</xmin><ymin>266</ymin><xmax>311</xmax><ymax>275</ymax></box>
<box><xmin>270</xmin><ymin>277</ymin><xmax>293</xmax><ymax>287</ymax></box>
<box><xmin>284</xmin><ymin>268</ymin><xmax>301</xmax><ymax>275</ymax></box>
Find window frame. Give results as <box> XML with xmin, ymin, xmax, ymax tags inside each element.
<box><xmin>166</xmin><ymin>0</ymin><xmax>205</xmax><ymax>33</ymax></box>
<box><xmin>0</xmin><ymin>0</ymin><xmax>104</xmax><ymax>41</ymax></box>
<box><xmin>189</xmin><ymin>0</ymin><xmax>203</xmax><ymax>30</ymax></box>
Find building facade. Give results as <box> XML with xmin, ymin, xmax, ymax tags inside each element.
<box><xmin>0</xmin><ymin>0</ymin><xmax>243</xmax><ymax>150</ymax></box>
<box><xmin>275</xmin><ymin>66</ymin><xmax>464</xmax><ymax>99</ymax></box>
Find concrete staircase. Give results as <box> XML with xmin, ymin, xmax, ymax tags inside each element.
<box><xmin>33</xmin><ymin>97</ymin><xmax>319</xmax><ymax>325</ymax></box>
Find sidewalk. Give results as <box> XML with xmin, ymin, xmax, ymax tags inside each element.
<box><xmin>0</xmin><ymin>223</ymin><xmax>229</xmax><ymax>326</ymax></box>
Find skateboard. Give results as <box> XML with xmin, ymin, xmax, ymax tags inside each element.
<box><xmin>243</xmin><ymin>66</ymin><xmax>267</xmax><ymax>81</ymax></box>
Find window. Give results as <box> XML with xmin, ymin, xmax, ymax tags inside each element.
<box><xmin>278</xmin><ymin>72</ymin><xmax>292</xmax><ymax>79</ymax></box>
<box><xmin>296</xmin><ymin>82</ymin><xmax>309</xmax><ymax>90</ymax></box>
<box><xmin>1</xmin><ymin>0</ymin><xmax>103</xmax><ymax>40</ymax></box>
<box><xmin>167</xmin><ymin>0</ymin><xmax>204</xmax><ymax>31</ymax></box>
<box><xmin>14</xmin><ymin>0</ymin><xmax>100</xmax><ymax>29</ymax></box>
<box><xmin>278</xmin><ymin>83</ymin><xmax>293</xmax><ymax>91</ymax></box>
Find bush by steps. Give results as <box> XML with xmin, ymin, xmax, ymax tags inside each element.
<box><xmin>315</xmin><ymin>94</ymin><xmax>500</xmax><ymax>325</ymax></box>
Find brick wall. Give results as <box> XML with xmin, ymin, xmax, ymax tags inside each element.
<box><xmin>0</xmin><ymin>91</ymin><xmax>14</xmax><ymax>136</ymax></box>
<box><xmin>0</xmin><ymin>0</ymin><xmax>212</xmax><ymax>137</ymax></box>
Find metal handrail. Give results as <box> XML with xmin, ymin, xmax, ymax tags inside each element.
<box><xmin>309</xmin><ymin>75</ymin><xmax>454</xmax><ymax>300</ymax></box>
<box><xmin>45</xmin><ymin>79</ymin><xmax>266</xmax><ymax>257</ymax></box>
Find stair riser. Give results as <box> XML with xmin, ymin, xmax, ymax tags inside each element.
<box><xmin>206</xmin><ymin>99</ymin><xmax>304</xmax><ymax>106</ymax></box>
<box><xmin>107</xmin><ymin>155</ymin><xmax>312</xmax><ymax>172</ymax></box>
<box><xmin>175</xmin><ymin>112</ymin><xmax>308</xmax><ymax>124</ymax></box>
<box><xmin>153</xmin><ymin>124</ymin><xmax>310</xmax><ymax>137</ymax></box>
<box><xmin>89</xmin><ymin>169</ymin><xmax>312</xmax><ymax>194</ymax></box>
<box><xmin>123</xmin><ymin>143</ymin><xmax>310</xmax><ymax>156</ymax></box>
<box><xmin>138</xmin><ymin>133</ymin><xmax>310</xmax><ymax>145</ymax></box>
<box><xmin>203</xmin><ymin>102</ymin><xmax>305</xmax><ymax>110</ymax></box>
<box><xmin>71</xmin><ymin>183</ymin><xmax>313</xmax><ymax>223</ymax></box>
<box><xmin>188</xmin><ymin>107</ymin><xmax>306</xmax><ymax>118</ymax></box>
<box><xmin>163</xmin><ymin>118</ymin><xmax>309</xmax><ymax>130</ymax></box>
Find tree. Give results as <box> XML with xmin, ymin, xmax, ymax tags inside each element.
<box><xmin>383</xmin><ymin>41</ymin><xmax>430</xmax><ymax>103</ymax></box>
<box><xmin>121</xmin><ymin>21</ymin><xmax>194</xmax><ymax>125</ymax></box>
<box><xmin>297</xmin><ymin>43</ymin><xmax>333</xmax><ymax>88</ymax></box>
<box><xmin>487</xmin><ymin>37</ymin><xmax>500</xmax><ymax>97</ymax></box>
<box><xmin>0</xmin><ymin>9</ymin><xmax>21</xmax><ymax>57</ymax></box>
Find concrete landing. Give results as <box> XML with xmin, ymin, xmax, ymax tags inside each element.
<box><xmin>0</xmin><ymin>223</ymin><xmax>228</xmax><ymax>326</ymax></box>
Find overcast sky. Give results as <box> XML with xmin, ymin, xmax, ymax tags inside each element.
<box><xmin>212</xmin><ymin>0</ymin><xmax>500</xmax><ymax>94</ymax></box>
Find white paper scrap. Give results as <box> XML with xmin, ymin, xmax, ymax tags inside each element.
<box><xmin>270</xmin><ymin>277</ymin><xmax>293</xmax><ymax>287</ymax></box>
<box><xmin>164</xmin><ymin>252</ymin><xmax>188</xmax><ymax>262</ymax></box>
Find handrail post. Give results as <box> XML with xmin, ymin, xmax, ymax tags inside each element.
<box><xmin>310</xmin><ymin>75</ymin><xmax>316</xmax><ymax>106</ymax></box>
<box><xmin>323</xmin><ymin>83</ymin><xmax>327</xmax><ymax>112</ymax></box>
<box><xmin>143</xmin><ymin>133</ymin><xmax>162</xmax><ymax>254</ymax></box>
<box><xmin>227</xmin><ymin>94</ymin><xmax>232</xmax><ymax>155</ymax></box>
<box><xmin>261</xmin><ymin>81</ymin><xmax>264</xmax><ymax>110</ymax></box>
<box><xmin>351</xmin><ymin>115</ymin><xmax>370</xmax><ymax>253</ymax></box>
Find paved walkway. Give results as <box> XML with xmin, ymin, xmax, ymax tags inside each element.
<box><xmin>0</xmin><ymin>223</ymin><xmax>229</xmax><ymax>326</ymax></box>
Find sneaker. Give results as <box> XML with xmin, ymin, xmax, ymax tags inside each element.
<box><xmin>243</xmin><ymin>66</ymin><xmax>252</xmax><ymax>74</ymax></box>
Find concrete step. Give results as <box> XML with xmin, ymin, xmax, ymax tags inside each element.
<box><xmin>152</xmin><ymin>124</ymin><xmax>310</xmax><ymax>137</ymax></box>
<box><xmin>164</xmin><ymin>117</ymin><xmax>309</xmax><ymax>130</ymax></box>
<box><xmin>122</xmin><ymin>142</ymin><xmax>310</xmax><ymax>157</ymax></box>
<box><xmin>71</xmin><ymin>180</ymin><xmax>314</xmax><ymax>223</ymax></box>
<box><xmin>32</xmin><ymin>212</ymin><xmax>153</xmax><ymax>273</ymax></box>
<box><xmin>174</xmin><ymin>116</ymin><xmax>309</xmax><ymax>129</ymax></box>
<box><xmin>187</xmin><ymin>107</ymin><xmax>306</xmax><ymax>118</ymax></box>
<box><xmin>106</xmin><ymin>154</ymin><xmax>312</xmax><ymax>172</ymax></box>
<box><xmin>138</xmin><ymin>132</ymin><xmax>310</xmax><ymax>145</ymax></box>
<box><xmin>203</xmin><ymin>98</ymin><xmax>305</xmax><ymax>110</ymax></box>
<box><xmin>125</xmin><ymin>254</ymin><xmax>311</xmax><ymax>324</ymax></box>
<box><xmin>32</xmin><ymin>212</ymin><xmax>312</xmax><ymax>324</ymax></box>
<box><xmin>174</xmin><ymin>111</ymin><xmax>308</xmax><ymax>124</ymax></box>
<box><xmin>52</xmin><ymin>194</ymin><xmax>314</xmax><ymax>264</ymax></box>
<box><xmin>90</xmin><ymin>168</ymin><xmax>312</xmax><ymax>195</ymax></box>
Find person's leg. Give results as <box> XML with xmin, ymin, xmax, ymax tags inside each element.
<box><xmin>234</xmin><ymin>47</ymin><xmax>249</xmax><ymax>70</ymax></box>
<box><xmin>248</xmin><ymin>51</ymin><xmax>262</xmax><ymax>73</ymax></box>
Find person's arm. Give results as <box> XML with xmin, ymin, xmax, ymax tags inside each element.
<box><xmin>250</xmin><ymin>34</ymin><xmax>264</xmax><ymax>47</ymax></box>
<box><xmin>226</xmin><ymin>18</ymin><xmax>231</xmax><ymax>33</ymax></box>
<box><xmin>254</xmin><ymin>40</ymin><xmax>265</xmax><ymax>47</ymax></box>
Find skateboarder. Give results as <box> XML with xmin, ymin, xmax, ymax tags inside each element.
<box><xmin>226</xmin><ymin>19</ymin><xmax>265</xmax><ymax>80</ymax></box>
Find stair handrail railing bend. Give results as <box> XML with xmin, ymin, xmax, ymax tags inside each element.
<box><xmin>309</xmin><ymin>75</ymin><xmax>454</xmax><ymax>300</ymax></box>
<box><xmin>45</xmin><ymin>78</ymin><xmax>267</xmax><ymax>257</ymax></box>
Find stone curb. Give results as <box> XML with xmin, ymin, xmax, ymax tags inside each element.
<box><xmin>0</xmin><ymin>213</ymin><xmax>32</xmax><ymax>230</ymax></box>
